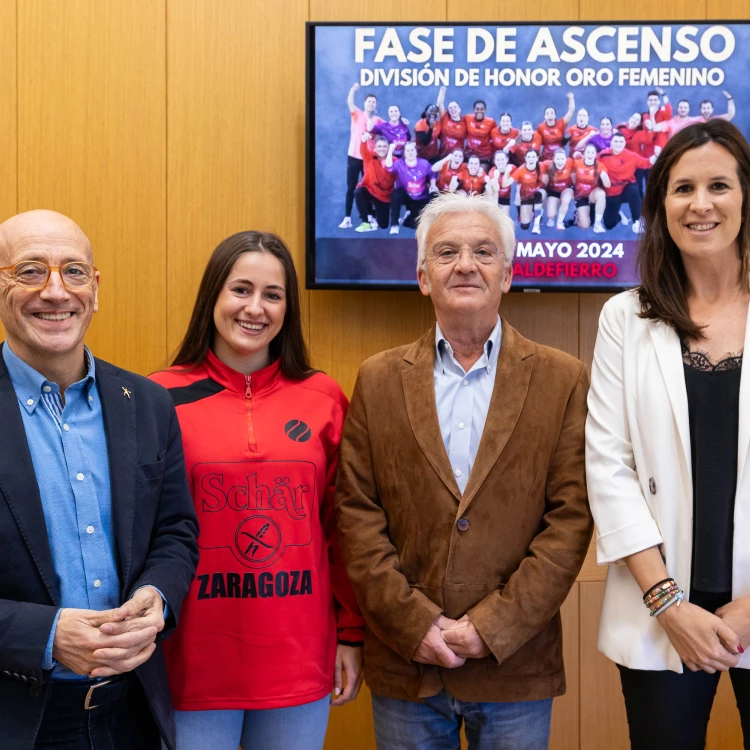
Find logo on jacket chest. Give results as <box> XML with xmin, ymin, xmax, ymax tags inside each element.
<box><xmin>193</xmin><ymin>460</ymin><xmax>316</xmax><ymax>568</ymax></box>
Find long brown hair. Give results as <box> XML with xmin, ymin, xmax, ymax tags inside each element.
<box><xmin>172</xmin><ymin>231</ymin><xmax>314</xmax><ymax>380</ymax></box>
<box><xmin>637</xmin><ymin>119</ymin><xmax>750</xmax><ymax>339</ymax></box>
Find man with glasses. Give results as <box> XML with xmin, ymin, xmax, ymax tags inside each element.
<box><xmin>335</xmin><ymin>193</ymin><xmax>592</xmax><ymax>749</ymax></box>
<box><xmin>0</xmin><ymin>210</ymin><xmax>198</xmax><ymax>750</ymax></box>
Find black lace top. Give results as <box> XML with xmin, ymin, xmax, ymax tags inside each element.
<box><xmin>682</xmin><ymin>343</ymin><xmax>742</xmax><ymax>593</ymax></box>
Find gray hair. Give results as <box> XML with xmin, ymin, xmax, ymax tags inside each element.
<box><xmin>415</xmin><ymin>193</ymin><xmax>516</xmax><ymax>271</ymax></box>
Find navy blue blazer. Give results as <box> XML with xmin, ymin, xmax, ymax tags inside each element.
<box><xmin>0</xmin><ymin>345</ymin><xmax>199</xmax><ymax>750</ymax></box>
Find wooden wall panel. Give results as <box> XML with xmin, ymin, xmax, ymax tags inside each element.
<box><xmin>0</xmin><ymin>0</ymin><xmax>16</xmax><ymax>225</ymax></box>
<box><xmin>167</xmin><ymin>0</ymin><xmax>308</xmax><ymax>361</ymax></box>
<box><xmin>580</xmin><ymin>0</ymin><xmax>706</xmax><ymax>19</ymax></box>
<box><xmin>17</xmin><ymin>0</ymin><xmax>166</xmax><ymax>375</ymax></box>
<box><xmin>580</xmin><ymin>582</ymin><xmax>629</xmax><ymax>750</ymax></box>
<box><xmin>707</xmin><ymin>0</ymin><xmax>750</xmax><ymax>17</ymax></box>
<box><xmin>551</xmin><ymin>586</ymin><xmax>581</xmax><ymax>750</ymax></box>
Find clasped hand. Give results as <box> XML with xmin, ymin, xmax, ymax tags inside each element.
<box><xmin>52</xmin><ymin>586</ymin><xmax>165</xmax><ymax>678</ymax></box>
<box><xmin>413</xmin><ymin>614</ymin><xmax>490</xmax><ymax>668</ymax></box>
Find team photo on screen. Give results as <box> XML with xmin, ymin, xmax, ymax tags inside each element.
<box><xmin>307</xmin><ymin>23</ymin><xmax>750</xmax><ymax>289</ymax></box>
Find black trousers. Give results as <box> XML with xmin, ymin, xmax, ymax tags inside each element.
<box><xmin>619</xmin><ymin>590</ymin><xmax>750</xmax><ymax>750</ymax></box>
<box><xmin>34</xmin><ymin>676</ymin><xmax>161</xmax><ymax>750</ymax></box>
<box><xmin>345</xmin><ymin>155</ymin><xmax>363</xmax><ymax>216</ymax></box>
<box><xmin>390</xmin><ymin>187</ymin><xmax>430</xmax><ymax>228</ymax></box>
<box><xmin>354</xmin><ymin>186</ymin><xmax>390</xmax><ymax>227</ymax></box>
<box><xmin>603</xmin><ymin>183</ymin><xmax>642</xmax><ymax>229</ymax></box>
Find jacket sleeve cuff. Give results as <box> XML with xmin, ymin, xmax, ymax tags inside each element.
<box><xmin>596</xmin><ymin>520</ymin><xmax>664</xmax><ymax>565</ymax></box>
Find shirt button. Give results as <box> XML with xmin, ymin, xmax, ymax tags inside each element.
<box><xmin>26</xmin><ymin>399</ymin><xmax>33</xmax><ymax>406</ymax></box>
<box><xmin>454</xmin><ymin>468</ymin><xmax>462</xmax><ymax>477</ymax></box>
<box><xmin>462</xmin><ymin>380</ymin><xmax>469</xmax><ymax>386</ymax></box>
<box><xmin>76</xmin><ymin>473</ymin><xmax>85</xmax><ymax>481</ymax></box>
<box><xmin>86</xmin><ymin>525</ymin><xmax>94</xmax><ymax>535</ymax></box>
<box><xmin>63</xmin><ymin>424</ymin><xmax>70</xmax><ymax>432</ymax></box>
<box><xmin>42</xmin><ymin>385</ymin><xmax>52</xmax><ymax>393</ymax></box>
<box><xmin>457</xmin><ymin>518</ymin><xmax>470</xmax><ymax>532</ymax></box>
<box><xmin>93</xmin><ymin>580</ymin><xmax>101</xmax><ymax>588</ymax></box>
<box><xmin>88</xmin><ymin>395</ymin><xmax>93</xmax><ymax>402</ymax></box>
<box><xmin>458</xmin><ymin>422</ymin><xmax>465</xmax><ymax>430</ymax></box>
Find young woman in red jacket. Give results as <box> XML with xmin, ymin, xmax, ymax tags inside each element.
<box><xmin>150</xmin><ymin>231</ymin><xmax>364</xmax><ymax>749</ymax></box>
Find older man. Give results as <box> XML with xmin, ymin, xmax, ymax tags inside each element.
<box><xmin>0</xmin><ymin>210</ymin><xmax>198</xmax><ymax>750</ymax></box>
<box><xmin>335</xmin><ymin>193</ymin><xmax>592</xmax><ymax>750</ymax></box>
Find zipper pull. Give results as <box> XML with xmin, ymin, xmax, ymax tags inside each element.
<box><xmin>244</xmin><ymin>375</ymin><xmax>252</xmax><ymax>399</ymax></box>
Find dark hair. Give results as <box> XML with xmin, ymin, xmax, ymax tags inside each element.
<box><xmin>700</xmin><ymin>99</ymin><xmax>714</xmax><ymax>108</ymax></box>
<box><xmin>364</xmin><ymin>93</ymin><xmax>377</xmax><ymax>101</ymax></box>
<box><xmin>421</xmin><ymin>103</ymin><xmax>439</xmax><ymax>119</ymax></box>
<box><xmin>545</xmin><ymin>106</ymin><xmax>557</xmax><ymax>116</ymax></box>
<box><xmin>473</xmin><ymin>99</ymin><xmax>487</xmax><ymax>109</ymax></box>
<box><xmin>647</xmin><ymin>90</ymin><xmax>660</xmax><ymax>99</ymax></box>
<box><xmin>611</xmin><ymin>132</ymin><xmax>626</xmax><ymax>141</ymax></box>
<box><xmin>637</xmin><ymin>120</ymin><xmax>750</xmax><ymax>339</ymax></box>
<box><xmin>499</xmin><ymin>112</ymin><xmax>512</xmax><ymax>120</ymax></box>
<box><xmin>172</xmin><ymin>231</ymin><xmax>314</xmax><ymax>379</ymax></box>
<box><xmin>600</xmin><ymin>116</ymin><xmax>613</xmax><ymax>126</ymax></box>
<box><xmin>678</xmin><ymin>99</ymin><xmax>690</xmax><ymax>107</ymax></box>
<box><xmin>374</xmin><ymin>135</ymin><xmax>389</xmax><ymax>146</ymax></box>
<box><xmin>524</xmin><ymin>148</ymin><xmax>540</xmax><ymax>174</ymax></box>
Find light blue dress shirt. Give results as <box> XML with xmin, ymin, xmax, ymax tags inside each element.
<box><xmin>3</xmin><ymin>343</ymin><xmax>120</xmax><ymax>680</ymax></box>
<box><xmin>434</xmin><ymin>317</ymin><xmax>502</xmax><ymax>494</ymax></box>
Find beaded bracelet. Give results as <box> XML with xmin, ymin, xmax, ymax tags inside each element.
<box><xmin>643</xmin><ymin>578</ymin><xmax>677</xmax><ymax>602</ymax></box>
<box><xmin>644</xmin><ymin>585</ymin><xmax>679</xmax><ymax>608</ymax></box>
<box><xmin>643</xmin><ymin>578</ymin><xmax>674</xmax><ymax>602</ymax></box>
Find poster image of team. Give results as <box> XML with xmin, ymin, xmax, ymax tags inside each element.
<box><xmin>193</xmin><ymin>459</ymin><xmax>316</xmax><ymax>569</ymax></box>
<box><xmin>307</xmin><ymin>21</ymin><xmax>749</xmax><ymax>290</ymax></box>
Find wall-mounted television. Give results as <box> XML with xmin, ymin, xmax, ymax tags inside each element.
<box><xmin>306</xmin><ymin>21</ymin><xmax>748</xmax><ymax>291</ymax></box>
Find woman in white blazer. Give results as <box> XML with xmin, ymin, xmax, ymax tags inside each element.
<box><xmin>587</xmin><ymin>119</ymin><xmax>750</xmax><ymax>749</ymax></box>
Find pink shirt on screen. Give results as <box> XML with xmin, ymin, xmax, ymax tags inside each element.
<box><xmin>348</xmin><ymin>108</ymin><xmax>383</xmax><ymax>159</ymax></box>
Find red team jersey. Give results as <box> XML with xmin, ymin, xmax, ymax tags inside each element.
<box><xmin>437</xmin><ymin>162</ymin><xmax>463</xmax><ymax>192</ymax></box>
<box><xmin>572</xmin><ymin>159</ymin><xmax>606</xmax><ymax>200</ymax></box>
<box><xmin>513</xmin><ymin>165</ymin><xmax>544</xmax><ymax>200</ymax></box>
<box><xmin>566</xmin><ymin>124</ymin><xmax>597</xmax><ymax>153</ymax></box>
<box><xmin>464</xmin><ymin>115</ymin><xmax>497</xmax><ymax>160</ymax></box>
<box><xmin>457</xmin><ymin>166</ymin><xmax>486</xmax><ymax>194</ymax></box>
<box><xmin>489</xmin><ymin>126</ymin><xmax>519</xmax><ymax>154</ymax></box>
<box><xmin>488</xmin><ymin>165</ymin><xmax>514</xmax><ymax>199</ymax></box>
<box><xmin>509</xmin><ymin>134</ymin><xmax>543</xmax><ymax>166</ymax></box>
<box><xmin>414</xmin><ymin>118</ymin><xmax>442</xmax><ymax>161</ymax></box>
<box><xmin>358</xmin><ymin>141</ymin><xmax>397</xmax><ymax>202</ymax></box>
<box><xmin>150</xmin><ymin>351</ymin><xmax>364</xmax><ymax>711</ymax></box>
<box><xmin>536</xmin><ymin>118</ymin><xmax>567</xmax><ymax>156</ymax></box>
<box><xmin>615</xmin><ymin>126</ymin><xmax>659</xmax><ymax>159</ymax></box>
<box><xmin>598</xmin><ymin>148</ymin><xmax>652</xmax><ymax>196</ymax></box>
<box><xmin>439</xmin><ymin>113</ymin><xmax>467</xmax><ymax>156</ymax></box>
<box><xmin>542</xmin><ymin>158</ymin><xmax>574</xmax><ymax>193</ymax></box>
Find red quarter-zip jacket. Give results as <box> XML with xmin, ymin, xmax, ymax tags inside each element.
<box><xmin>150</xmin><ymin>350</ymin><xmax>364</xmax><ymax>710</ymax></box>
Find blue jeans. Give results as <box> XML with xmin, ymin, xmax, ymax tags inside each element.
<box><xmin>173</xmin><ymin>695</ymin><xmax>330</xmax><ymax>750</ymax></box>
<box><xmin>371</xmin><ymin>690</ymin><xmax>553</xmax><ymax>750</ymax></box>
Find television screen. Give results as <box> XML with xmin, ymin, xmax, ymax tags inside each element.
<box><xmin>306</xmin><ymin>21</ymin><xmax>749</xmax><ymax>291</ymax></box>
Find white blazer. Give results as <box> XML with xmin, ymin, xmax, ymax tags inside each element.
<box><xmin>586</xmin><ymin>289</ymin><xmax>750</xmax><ymax>672</ymax></box>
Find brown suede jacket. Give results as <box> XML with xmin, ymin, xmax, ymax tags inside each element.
<box><xmin>334</xmin><ymin>321</ymin><xmax>593</xmax><ymax>703</ymax></box>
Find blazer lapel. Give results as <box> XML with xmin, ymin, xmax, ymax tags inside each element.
<box><xmin>458</xmin><ymin>321</ymin><xmax>534</xmax><ymax>516</ymax></box>
<box><xmin>97</xmin><ymin>360</ymin><xmax>137</xmax><ymax>593</ymax></box>
<box><xmin>0</xmin><ymin>352</ymin><xmax>58</xmax><ymax>603</ymax></box>
<box><xmin>402</xmin><ymin>328</ymin><xmax>461</xmax><ymax>502</ymax></box>
<box><xmin>735</xmin><ymin>302</ymin><xmax>750</xmax><ymax>491</ymax></box>
<box><xmin>648</xmin><ymin>319</ymin><xmax>691</xmax><ymax>476</ymax></box>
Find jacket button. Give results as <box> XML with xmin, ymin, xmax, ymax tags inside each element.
<box><xmin>29</xmin><ymin>684</ymin><xmax>43</xmax><ymax>698</ymax></box>
<box><xmin>1</xmin><ymin>670</ymin><xmax>10</xmax><ymax>678</ymax></box>
<box><xmin>649</xmin><ymin>478</ymin><xmax>657</xmax><ymax>495</ymax></box>
<box><xmin>457</xmin><ymin>518</ymin><xmax>470</xmax><ymax>532</ymax></box>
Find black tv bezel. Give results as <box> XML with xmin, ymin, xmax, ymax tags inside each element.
<box><xmin>305</xmin><ymin>19</ymin><xmax>739</xmax><ymax>292</ymax></box>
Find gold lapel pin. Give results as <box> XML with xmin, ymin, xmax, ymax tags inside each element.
<box><xmin>122</xmin><ymin>387</ymin><xmax>131</xmax><ymax>399</ymax></box>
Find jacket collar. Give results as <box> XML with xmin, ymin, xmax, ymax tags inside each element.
<box><xmin>402</xmin><ymin>320</ymin><xmax>535</xmax><ymax>514</ymax></box>
<box><xmin>203</xmin><ymin>348</ymin><xmax>281</xmax><ymax>395</ymax></box>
